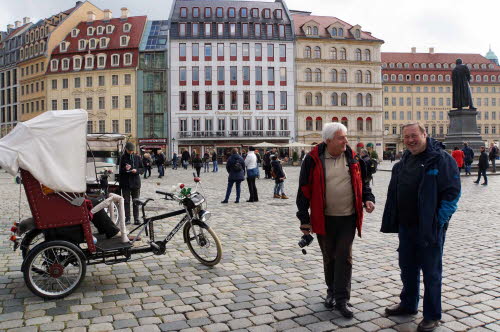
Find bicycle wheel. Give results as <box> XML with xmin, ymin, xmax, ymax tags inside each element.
<box><xmin>21</xmin><ymin>229</ymin><xmax>45</xmax><ymax>259</ymax></box>
<box><xmin>183</xmin><ymin>222</ymin><xmax>222</xmax><ymax>266</ymax></box>
<box><xmin>23</xmin><ymin>240</ymin><xmax>86</xmax><ymax>300</ymax></box>
<box><xmin>104</xmin><ymin>202</ymin><xmax>119</xmax><ymax>226</ymax></box>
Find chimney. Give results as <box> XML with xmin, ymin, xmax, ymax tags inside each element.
<box><xmin>429</xmin><ymin>47</ymin><xmax>435</xmax><ymax>54</ymax></box>
<box><xmin>411</xmin><ymin>47</ymin><xmax>416</xmax><ymax>54</ymax></box>
<box><xmin>7</xmin><ymin>24</ymin><xmax>13</xmax><ymax>31</ymax></box>
<box><xmin>75</xmin><ymin>1</ymin><xmax>83</xmax><ymax>6</ymax></box>
<box><xmin>121</xmin><ymin>7</ymin><xmax>129</xmax><ymax>20</ymax></box>
<box><xmin>23</xmin><ymin>17</ymin><xmax>30</xmax><ymax>25</ymax></box>
<box><xmin>104</xmin><ymin>9</ymin><xmax>112</xmax><ymax>20</ymax></box>
<box><xmin>15</xmin><ymin>21</ymin><xmax>21</xmax><ymax>28</ymax></box>
<box><xmin>87</xmin><ymin>11</ymin><xmax>96</xmax><ymax>23</ymax></box>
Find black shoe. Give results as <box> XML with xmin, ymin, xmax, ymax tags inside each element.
<box><xmin>234</xmin><ymin>200</ymin><xmax>239</xmax><ymax>203</ymax></box>
<box><xmin>473</xmin><ymin>181</ymin><xmax>479</xmax><ymax>184</ymax></box>
<box><xmin>385</xmin><ymin>304</ymin><xmax>418</xmax><ymax>316</ymax></box>
<box><xmin>324</xmin><ymin>294</ymin><xmax>334</xmax><ymax>308</ymax></box>
<box><xmin>221</xmin><ymin>200</ymin><xmax>228</xmax><ymax>204</ymax></box>
<box><xmin>335</xmin><ymin>303</ymin><xmax>353</xmax><ymax>319</ymax></box>
<box><xmin>134</xmin><ymin>220</ymin><xmax>140</xmax><ymax>225</ymax></box>
<box><xmin>481</xmin><ymin>183</ymin><xmax>488</xmax><ymax>185</ymax></box>
<box><xmin>246</xmin><ymin>199</ymin><xmax>254</xmax><ymax>202</ymax></box>
<box><xmin>417</xmin><ymin>319</ymin><xmax>439</xmax><ymax>332</ymax></box>
<box><xmin>125</xmin><ymin>219</ymin><xmax>131</xmax><ymax>225</ymax></box>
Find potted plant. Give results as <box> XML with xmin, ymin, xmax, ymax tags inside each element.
<box><xmin>292</xmin><ymin>151</ymin><xmax>299</xmax><ymax>166</ymax></box>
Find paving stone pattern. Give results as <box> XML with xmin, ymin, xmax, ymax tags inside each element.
<box><xmin>0</xmin><ymin>164</ymin><xmax>498</xmax><ymax>331</ymax></box>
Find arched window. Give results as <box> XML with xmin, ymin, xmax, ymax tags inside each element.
<box><xmin>445</xmin><ymin>75</ymin><xmax>450</xmax><ymax>81</ymax></box>
<box><xmin>315</xmin><ymin>93</ymin><xmax>322</xmax><ymax>106</ymax></box>
<box><xmin>341</xmin><ymin>93</ymin><xmax>348</xmax><ymax>106</ymax></box>
<box><xmin>364</xmin><ymin>49</ymin><xmax>371</xmax><ymax>61</ymax></box>
<box><xmin>312</xmin><ymin>26</ymin><xmax>318</xmax><ymax>35</ymax></box>
<box><xmin>306</xmin><ymin>26</ymin><xmax>311</xmax><ymax>35</ymax></box>
<box><xmin>398</xmin><ymin>74</ymin><xmax>404</xmax><ymax>81</ymax></box>
<box><xmin>305</xmin><ymin>68</ymin><xmax>312</xmax><ymax>82</ymax></box>
<box><xmin>391</xmin><ymin>74</ymin><xmax>396</xmax><ymax>81</ymax></box>
<box><xmin>430</xmin><ymin>75</ymin><xmax>436</xmax><ymax>81</ymax></box>
<box><xmin>366</xmin><ymin>117</ymin><xmax>372</xmax><ymax>132</ymax></box>
<box><xmin>355</xmin><ymin>48</ymin><xmax>362</xmax><ymax>61</ymax></box>
<box><xmin>332</xmin><ymin>117</ymin><xmax>339</xmax><ymax>122</ymax></box>
<box><xmin>491</xmin><ymin>75</ymin><xmax>496</xmax><ymax>82</ymax></box>
<box><xmin>340</xmin><ymin>48</ymin><xmax>346</xmax><ymax>60</ymax></box>
<box><xmin>483</xmin><ymin>75</ymin><xmax>489</xmax><ymax>82</ymax></box>
<box><xmin>438</xmin><ymin>75</ymin><xmax>443</xmax><ymax>81</ymax></box>
<box><xmin>357</xmin><ymin>117</ymin><xmax>363</xmax><ymax>131</ymax></box>
<box><xmin>315</xmin><ymin>117</ymin><xmax>322</xmax><ymax>131</ymax></box>
<box><xmin>341</xmin><ymin>116</ymin><xmax>348</xmax><ymax>128</ymax></box>
<box><xmin>423</xmin><ymin>74</ymin><xmax>428</xmax><ymax>81</ymax></box>
<box><xmin>306</xmin><ymin>116</ymin><xmax>313</xmax><ymax>131</ymax></box>
<box><xmin>314</xmin><ymin>46</ymin><xmax>321</xmax><ymax>59</ymax></box>
<box><xmin>356</xmin><ymin>93</ymin><xmax>363</xmax><ymax>106</ymax></box>
<box><xmin>305</xmin><ymin>93</ymin><xmax>312</xmax><ymax>105</ymax></box>
<box><xmin>314</xmin><ymin>68</ymin><xmax>322</xmax><ymax>82</ymax></box>
<box><xmin>331</xmin><ymin>93</ymin><xmax>338</xmax><ymax>106</ymax></box>
<box><xmin>355</xmin><ymin>70</ymin><xmax>363</xmax><ymax>83</ymax></box>
<box><xmin>340</xmin><ymin>69</ymin><xmax>347</xmax><ymax>83</ymax></box>
<box><xmin>304</xmin><ymin>46</ymin><xmax>311</xmax><ymax>58</ymax></box>
<box><xmin>366</xmin><ymin>93</ymin><xmax>373</xmax><ymax>107</ymax></box>
<box><xmin>383</xmin><ymin>74</ymin><xmax>388</xmax><ymax>82</ymax></box>
<box><xmin>355</xmin><ymin>29</ymin><xmax>361</xmax><ymax>38</ymax></box>
<box><xmin>330</xmin><ymin>47</ymin><xmax>337</xmax><ymax>59</ymax></box>
<box><xmin>331</xmin><ymin>69</ymin><xmax>337</xmax><ymax>82</ymax></box>
<box><xmin>365</xmin><ymin>71</ymin><xmax>372</xmax><ymax>83</ymax></box>
<box><xmin>331</xmin><ymin>28</ymin><xmax>337</xmax><ymax>36</ymax></box>
<box><xmin>338</xmin><ymin>28</ymin><xmax>343</xmax><ymax>36</ymax></box>
<box><xmin>476</xmin><ymin>75</ymin><xmax>481</xmax><ymax>82</ymax></box>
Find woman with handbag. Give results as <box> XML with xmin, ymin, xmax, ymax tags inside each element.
<box><xmin>244</xmin><ymin>146</ymin><xmax>259</xmax><ymax>202</ymax></box>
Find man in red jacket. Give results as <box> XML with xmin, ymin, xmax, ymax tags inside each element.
<box><xmin>296</xmin><ymin>122</ymin><xmax>375</xmax><ymax>318</ymax></box>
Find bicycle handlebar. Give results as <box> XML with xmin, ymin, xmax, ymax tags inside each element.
<box><xmin>156</xmin><ymin>190</ymin><xmax>175</xmax><ymax>199</ymax></box>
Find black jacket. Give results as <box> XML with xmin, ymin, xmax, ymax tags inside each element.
<box><xmin>489</xmin><ymin>146</ymin><xmax>499</xmax><ymax>161</ymax></box>
<box><xmin>271</xmin><ymin>160</ymin><xmax>285</xmax><ymax>182</ymax></box>
<box><xmin>462</xmin><ymin>146</ymin><xmax>474</xmax><ymax>163</ymax></box>
<box><xmin>193</xmin><ymin>156</ymin><xmax>203</xmax><ymax>168</ymax></box>
<box><xmin>181</xmin><ymin>150</ymin><xmax>190</xmax><ymax>161</ymax></box>
<box><xmin>156</xmin><ymin>153</ymin><xmax>165</xmax><ymax>165</ymax></box>
<box><xmin>211</xmin><ymin>152</ymin><xmax>217</xmax><ymax>162</ymax></box>
<box><xmin>479</xmin><ymin>151</ymin><xmax>489</xmax><ymax>170</ymax></box>
<box><xmin>119</xmin><ymin>152</ymin><xmax>144</xmax><ymax>189</ymax></box>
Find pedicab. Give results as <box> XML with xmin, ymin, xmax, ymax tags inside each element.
<box><xmin>0</xmin><ymin>110</ymin><xmax>222</xmax><ymax>299</ymax></box>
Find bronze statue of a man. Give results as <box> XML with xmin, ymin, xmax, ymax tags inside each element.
<box><xmin>452</xmin><ymin>58</ymin><xmax>474</xmax><ymax>110</ymax></box>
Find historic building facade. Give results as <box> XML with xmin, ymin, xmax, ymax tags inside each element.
<box><xmin>169</xmin><ymin>0</ymin><xmax>296</xmax><ymax>157</ymax></box>
<box><xmin>18</xmin><ymin>1</ymin><xmax>104</xmax><ymax>122</ymax></box>
<box><xmin>293</xmin><ymin>12</ymin><xmax>384</xmax><ymax>156</ymax></box>
<box><xmin>46</xmin><ymin>9</ymin><xmax>146</xmax><ymax>143</ymax></box>
<box><xmin>382</xmin><ymin>48</ymin><xmax>500</xmax><ymax>154</ymax></box>
<box><xmin>0</xmin><ymin>18</ymin><xmax>32</xmax><ymax>137</ymax></box>
<box><xmin>137</xmin><ymin>20</ymin><xmax>169</xmax><ymax>154</ymax></box>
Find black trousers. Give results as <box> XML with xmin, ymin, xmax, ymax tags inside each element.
<box><xmin>121</xmin><ymin>187</ymin><xmax>140</xmax><ymax>221</ymax></box>
<box><xmin>476</xmin><ymin>169</ymin><xmax>488</xmax><ymax>184</ymax></box>
<box><xmin>89</xmin><ymin>198</ymin><xmax>120</xmax><ymax>238</ymax></box>
<box><xmin>195</xmin><ymin>167</ymin><xmax>201</xmax><ymax>177</ymax></box>
<box><xmin>246</xmin><ymin>177</ymin><xmax>258</xmax><ymax>201</ymax></box>
<box><xmin>316</xmin><ymin>214</ymin><xmax>356</xmax><ymax>304</ymax></box>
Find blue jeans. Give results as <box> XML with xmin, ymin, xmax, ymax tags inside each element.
<box><xmin>398</xmin><ymin>224</ymin><xmax>447</xmax><ymax>320</ymax></box>
<box><xmin>213</xmin><ymin>161</ymin><xmax>218</xmax><ymax>172</ymax></box>
<box><xmin>158</xmin><ymin>165</ymin><xmax>164</xmax><ymax>177</ymax></box>
<box><xmin>464</xmin><ymin>162</ymin><xmax>471</xmax><ymax>174</ymax></box>
<box><xmin>172</xmin><ymin>160</ymin><xmax>177</xmax><ymax>170</ymax></box>
<box><xmin>274</xmin><ymin>182</ymin><xmax>285</xmax><ymax>195</ymax></box>
<box><xmin>223</xmin><ymin>180</ymin><xmax>241</xmax><ymax>202</ymax></box>
<box><xmin>204</xmin><ymin>162</ymin><xmax>210</xmax><ymax>172</ymax></box>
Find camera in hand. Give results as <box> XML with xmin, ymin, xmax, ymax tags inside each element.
<box><xmin>298</xmin><ymin>234</ymin><xmax>314</xmax><ymax>255</ymax></box>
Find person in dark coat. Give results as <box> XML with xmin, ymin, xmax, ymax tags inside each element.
<box><xmin>474</xmin><ymin>146</ymin><xmax>489</xmax><ymax>185</ymax></box>
<box><xmin>192</xmin><ymin>153</ymin><xmax>203</xmax><ymax>177</ymax></box>
<box><xmin>452</xmin><ymin>58</ymin><xmax>474</xmax><ymax>109</ymax></box>
<box><xmin>488</xmin><ymin>142</ymin><xmax>498</xmax><ymax>173</ymax></box>
<box><xmin>203</xmin><ymin>152</ymin><xmax>210</xmax><ymax>173</ymax></box>
<box><xmin>221</xmin><ymin>148</ymin><xmax>245</xmax><ymax>203</ymax></box>
<box><xmin>462</xmin><ymin>142</ymin><xmax>474</xmax><ymax>175</ymax></box>
<box><xmin>156</xmin><ymin>149</ymin><xmax>166</xmax><ymax>178</ymax></box>
<box><xmin>172</xmin><ymin>152</ymin><xmax>178</xmax><ymax>170</ymax></box>
<box><xmin>271</xmin><ymin>155</ymin><xmax>287</xmax><ymax>199</ymax></box>
<box><xmin>212</xmin><ymin>150</ymin><xmax>219</xmax><ymax>172</ymax></box>
<box><xmin>119</xmin><ymin>142</ymin><xmax>144</xmax><ymax>224</ymax></box>
<box><xmin>382</xmin><ymin>123</ymin><xmax>461</xmax><ymax>332</ymax></box>
<box><xmin>262</xmin><ymin>150</ymin><xmax>272</xmax><ymax>179</ymax></box>
<box><xmin>142</xmin><ymin>153</ymin><xmax>152</xmax><ymax>179</ymax></box>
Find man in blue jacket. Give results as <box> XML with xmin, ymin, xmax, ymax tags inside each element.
<box><xmin>381</xmin><ymin>123</ymin><xmax>461</xmax><ymax>332</ymax></box>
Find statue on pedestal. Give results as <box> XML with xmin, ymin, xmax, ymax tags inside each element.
<box><xmin>452</xmin><ymin>58</ymin><xmax>474</xmax><ymax>110</ymax></box>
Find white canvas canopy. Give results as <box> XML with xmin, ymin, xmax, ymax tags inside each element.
<box><xmin>0</xmin><ymin>109</ymin><xmax>88</xmax><ymax>193</ymax></box>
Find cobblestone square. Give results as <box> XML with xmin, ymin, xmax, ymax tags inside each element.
<box><xmin>0</xmin><ymin>165</ymin><xmax>498</xmax><ymax>331</ymax></box>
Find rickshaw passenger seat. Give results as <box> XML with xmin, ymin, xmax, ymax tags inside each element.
<box><xmin>133</xmin><ymin>198</ymin><xmax>153</xmax><ymax>207</ymax></box>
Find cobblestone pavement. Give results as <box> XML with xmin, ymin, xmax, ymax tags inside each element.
<box><xmin>0</xmin><ymin>163</ymin><xmax>498</xmax><ymax>332</ymax></box>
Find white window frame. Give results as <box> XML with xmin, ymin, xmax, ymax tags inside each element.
<box><xmin>97</xmin><ymin>54</ymin><xmax>106</xmax><ymax>68</ymax></box>
<box><xmin>97</xmin><ymin>26</ymin><xmax>104</xmax><ymax>35</ymax></box>
<box><xmin>100</xmin><ymin>37</ymin><xmax>108</xmax><ymax>48</ymax></box>
<box><xmin>50</xmin><ymin>59</ymin><xmax>58</xmax><ymax>71</ymax></box>
<box><xmin>106</xmin><ymin>25</ymin><xmax>114</xmax><ymax>34</ymax></box>
<box><xmin>61</xmin><ymin>58</ymin><xmax>70</xmax><ymax>70</ymax></box>
<box><xmin>78</xmin><ymin>39</ymin><xmax>87</xmax><ymax>51</ymax></box>
<box><xmin>120</xmin><ymin>35</ymin><xmax>129</xmax><ymax>47</ymax></box>
<box><xmin>123</xmin><ymin>53</ymin><xmax>132</xmax><ymax>66</ymax></box>
<box><xmin>84</xmin><ymin>55</ymin><xmax>94</xmax><ymax>69</ymax></box>
<box><xmin>87</xmin><ymin>27</ymin><xmax>95</xmax><ymax>36</ymax></box>
<box><xmin>73</xmin><ymin>56</ymin><xmax>82</xmax><ymax>71</ymax></box>
<box><xmin>123</xmin><ymin>23</ymin><xmax>132</xmax><ymax>32</ymax></box>
<box><xmin>71</xmin><ymin>28</ymin><xmax>79</xmax><ymax>37</ymax></box>
<box><xmin>89</xmin><ymin>38</ymin><xmax>97</xmax><ymax>50</ymax></box>
<box><xmin>59</xmin><ymin>42</ymin><xmax>69</xmax><ymax>52</ymax></box>
<box><xmin>111</xmin><ymin>54</ymin><xmax>120</xmax><ymax>67</ymax></box>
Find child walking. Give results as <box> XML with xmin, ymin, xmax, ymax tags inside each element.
<box><xmin>270</xmin><ymin>155</ymin><xmax>288</xmax><ymax>199</ymax></box>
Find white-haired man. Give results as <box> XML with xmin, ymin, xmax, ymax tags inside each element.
<box><xmin>297</xmin><ymin>122</ymin><xmax>375</xmax><ymax>318</ymax></box>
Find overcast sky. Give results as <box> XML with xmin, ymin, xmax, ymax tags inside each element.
<box><xmin>1</xmin><ymin>0</ymin><xmax>498</xmax><ymax>57</ymax></box>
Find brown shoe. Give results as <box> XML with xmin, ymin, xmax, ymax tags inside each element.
<box><xmin>281</xmin><ymin>194</ymin><xmax>289</xmax><ymax>199</ymax></box>
<box><xmin>273</xmin><ymin>194</ymin><xmax>281</xmax><ymax>198</ymax></box>
<box><xmin>417</xmin><ymin>319</ymin><xmax>439</xmax><ymax>332</ymax></box>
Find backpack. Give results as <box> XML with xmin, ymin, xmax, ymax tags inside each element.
<box><xmin>232</xmin><ymin>161</ymin><xmax>243</xmax><ymax>172</ymax></box>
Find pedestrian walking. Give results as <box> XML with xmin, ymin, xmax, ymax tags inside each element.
<box><xmin>263</xmin><ymin>150</ymin><xmax>272</xmax><ymax>179</ymax></box>
<box><xmin>192</xmin><ymin>153</ymin><xmax>203</xmax><ymax>177</ymax></box>
<box><xmin>390</xmin><ymin>151</ymin><xmax>396</xmax><ymax>163</ymax></box>
<box><xmin>142</xmin><ymin>152</ymin><xmax>152</xmax><ymax>179</ymax></box>
<box><xmin>271</xmin><ymin>155</ymin><xmax>288</xmax><ymax>199</ymax></box>
<box><xmin>297</xmin><ymin>122</ymin><xmax>375</xmax><ymax>319</ymax></box>
<box><xmin>451</xmin><ymin>147</ymin><xmax>464</xmax><ymax>173</ymax></box>
<box><xmin>119</xmin><ymin>142</ymin><xmax>144</xmax><ymax>225</ymax></box>
<box><xmin>462</xmin><ymin>142</ymin><xmax>474</xmax><ymax>175</ymax></box>
<box><xmin>489</xmin><ymin>142</ymin><xmax>498</xmax><ymax>173</ymax></box>
<box><xmin>156</xmin><ymin>149</ymin><xmax>165</xmax><ymax>178</ymax></box>
<box><xmin>203</xmin><ymin>151</ymin><xmax>210</xmax><ymax>172</ymax></box>
<box><xmin>212</xmin><ymin>150</ymin><xmax>219</xmax><ymax>172</ymax></box>
<box><xmin>244</xmin><ymin>146</ymin><xmax>259</xmax><ymax>202</ymax></box>
<box><xmin>172</xmin><ymin>152</ymin><xmax>178</xmax><ymax>170</ymax></box>
<box><xmin>474</xmin><ymin>146</ymin><xmax>489</xmax><ymax>185</ymax></box>
<box><xmin>382</xmin><ymin>122</ymin><xmax>461</xmax><ymax>332</ymax></box>
<box><xmin>181</xmin><ymin>149</ymin><xmax>190</xmax><ymax>170</ymax></box>
<box><xmin>221</xmin><ymin>148</ymin><xmax>245</xmax><ymax>204</ymax></box>
<box><xmin>300</xmin><ymin>149</ymin><xmax>305</xmax><ymax>162</ymax></box>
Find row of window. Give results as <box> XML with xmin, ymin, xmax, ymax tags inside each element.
<box><xmin>304</xmin><ymin>26</ymin><xmax>360</xmax><ymax>39</ymax></box>
<box><xmin>384</xmin><ymin>96</ymin><xmax>500</xmax><ymax>108</ymax></box>
<box><xmin>0</xmin><ymin>70</ymin><xmax>17</xmax><ymax>88</ymax></box>
<box><xmin>385</xmin><ymin>125</ymin><xmax>499</xmax><ymax>136</ymax></box>
<box><xmin>0</xmin><ymin>87</ymin><xmax>17</xmax><ymax>105</ymax></box>
<box><xmin>384</xmin><ymin>73</ymin><xmax>500</xmax><ymax>83</ymax></box>
<box><xmin>47</xmin><ymin>96</ymin><xmax>133</xmax><ymax>111</ymax></box>
<box><xmin>178</xmin><ymin>42</ymin><xmax>287</xmax><ymax>62</ymax></box>
<box><xmin>179</xmin><ymin>7</ymin><xmax>282</xmax><ymax>20</ymax></box>
<box><xmin>178</xmin><ymin>90</ymin><xmax>288</xmax><ymax>111</ymax></box>
<box><xmin>23</xmin><ymin>25</ymin><xmax>50</xmax><ymax>46</ymax></box>
<box><xmin>19</xmin><ymin>40</ymin><xmax>46</xmax><ymax>61</ymax></box>
<box><xmin>178</xmin><ymin>22</ymin><xmax>286</xmax><ymax>39</ymax></box>
<box><xmin>383</xmin><ymin>62</ymin><xmax>496</xmax><ymax>70</ymax></box>
<box><xmin>20</xmin><ymin>61</ymin><xmax>44</xmax><ymax>77</ymax></box>
<box><xmin>304</xmin><ymin>92</ymin><xmax>373</xmax><ymax>107</ymax></box>
<box><xmin>304</xmin><ymin>68</ymin><xmax>372</xmax><ymax>84</ymax></box>
<box><xmin>178</xmin><ymin>117</ymin><xmax>289</xmax><ymax>134</ymax></box>
<box><xmin>384</xmin><ymin>110</ymin><xmax>500</xmax><ymax>121</ymax></box>
<box><xmin>70</xmin><ymin>23</ymin><xmax>130</xmax><ymax>38</ymax></box>
<box><xmin>178</xmin><ymin>66</ymin><xmax>288</xmax><ymax>86</ymax></box>
<box><xmin>47</xmin><ymin>74</ymin><xmax>131</xmax><ymax>90</ymax></box>
<box><xmin>0</xmin><ymin>105</ymin><xmax>18</xmax><ymax>123</ymax></box>
<box><xmin>58</xmin><ymin>36</ymin><xmax>121</xmax><ymax>53</ymax></box>
<box><xmin>19</xmin><ymin>79</ymin><xmax>44</xmax><ymax>97</ymax></box>
<box><xmin>49</xmin><ymin>53</ymin><xmax>133</xmax><ymax>72</ymax></box>
<box><xmin>20</xmin><ymin>99</ymin><xmax>44</xmax><ymax>114</ymax></box>
<box><xmin>305</xmin><ymin>116</ymin><xmax>372</xmax><ymax>132</ymax></box>
<box><xmin>303</xmin><ymin>47</ymin><xmax>371</xmax><ymax>61</ymax></box>
<box><xmin>385</xmin><ymin>85</ymin><xmax>500</xmax><ymax>94</ymax></box>
<box><xmin>87</xmin><ymin>119</ymin><xmax>132</xmax><ymax>134</ymax></box>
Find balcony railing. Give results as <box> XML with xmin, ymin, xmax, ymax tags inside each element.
<box><xmin>177</xmin><ymin>130</ymin><xmax>290</xmax><ymax>139</ymax></box>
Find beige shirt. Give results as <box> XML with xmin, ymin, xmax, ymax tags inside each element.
<box><xmin>324</xmin><ymin>151</ymin><xmax>355</xmax><ymax>216</ymax></box>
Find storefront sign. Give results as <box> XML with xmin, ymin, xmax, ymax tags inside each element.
<box><xmin>138</xmin><ymin>138</ymin><xmax>167</xmax><ymax>144</ymax></box>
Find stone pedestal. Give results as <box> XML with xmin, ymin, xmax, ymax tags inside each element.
<box><xmin>444</xmin><ymin>109</ymin><xmax>484</xmax><ymax>153</ymax></box>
